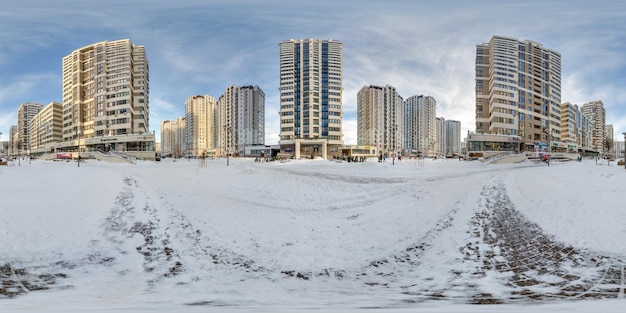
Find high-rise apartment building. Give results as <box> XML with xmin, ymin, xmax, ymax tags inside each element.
<box><xmin>185</xmin><ymin>95</ymin><xmax>217</xmax><ymax>157</ymax></box>
<box><xmin>444</xmin><ymin>119</ymin><xmax>462</xmax><ymax>155</ymax></box>
<box><xmin>8</xmin><ymin>125</ymin><xmax>18</xmax><ymax>157</ymax></box>
<box><xmin>475</xmin><ymin>36</ymin><xmax>562</xmax><ymax>152</ymax></box>
<box><xmin>278</xmin><ymin>38</ymin><xmax>343</xmax><ymax>159</ymax></box>
<box><xmin>217</xmin><ymin>85</ymin><xmax>265</xmax><ymax>156</ymax></box>
<box><xmin>561</xmin><ymin>102</ymin><xmax>593</xmax><ymax>152</ymax></box>
<box><xmin>405</xmin><ymin>95</ymin><xmax>437</xmax><ymax>157</ymax></box>
<box><xmin>160</xmin><ymin>117</ymin><xmax>186</xmax><ymax>157</ymax></box>
<box><xmin>16</xmin><ymin>102</ymin><xmax>43</xmax><ymax>154</ymax></box>
<box><xmin>356</xmin><ymin>85</ymin><xmax>404</xmax><ymax>157</ymax></box>
<box><xmin>581</xmin><ymin>100</ymin><xmax>606</xmax><ymax>153</ymax></box>
<box><xmin>62</xmin><ymin>39</ymin><xmax>150</xmax><ymax>145</ymax></box>
<box><xmin>436</xmin><ymin>117</ymin><xmax>445</xmax><ymax>156</ymax></box>
<box><xmin>29</xmin><ymin>101</ymin><xmax>63</xmax><ymax>153</ymax></box>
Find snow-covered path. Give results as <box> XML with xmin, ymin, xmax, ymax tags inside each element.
<box><xmin>1</xmin><ymin>157</ymin><xmax>625</xmax><ymax>311</ymax></box>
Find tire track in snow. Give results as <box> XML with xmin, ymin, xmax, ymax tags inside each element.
<box><xmin>456</xmin><ymin>178</ymin><xmax>626</xmax><ymax>303</ymax></box>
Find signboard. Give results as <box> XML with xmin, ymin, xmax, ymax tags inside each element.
<box><xmin>56</xmin><ymin>153</ymin><xmax>73</xmax><ymax>159</ymax></box>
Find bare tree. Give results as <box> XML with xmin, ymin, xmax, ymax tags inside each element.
<box><xmin>604</xmin><ymin>136</ymin><xmax>614</xmax><ymax>154</ymax></box>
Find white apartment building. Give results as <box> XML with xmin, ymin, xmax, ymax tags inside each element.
<box><xmin>8</xmin><ymin>125</ymin><xmax>18</xmax><ymax>157</ymax></box>
<box><xmin>560</xmin><ymin>102</ymin><xmax>594</xmax><ymax>152</ymax></box>
<box><xmin>581</xmin><ymin>100</ymin><xmax>606</xmax><ymax>153</ymax></box>
<box><xmin>185</xmin><ymin>95</ymin><xmax>217</xmax><ymax>157</ymax></box>
<box><xmin>160</xmin><ymin>117</ymin><xmax>186</xmax><ymax>157</ymax></box>
<box><xmin>29</xmin><ymin>101</ymin><xmax>63</xmax><ymax>154</ymax></box>
<box><xmin>436</xmin><ymin>117</ymin><xmax>445</xmax><ymax>157</ymax></box>
<box><xmin>476</xmin><ymin>36</ymin><xmax>562</xmax><ymax>152</ymax></box>
<box><xmin>217</xmin><ymin>85</ymin><xmax>265</xmax><ymax>156</ymax></box>
<box><xmin>356</xmin><ymin>85</ymin><xmax>404</xmax><ymax>157</ymax></box>
<box><xmin>444</xmin><ymin>119</ymin><xmax>462</xmax><ymax>155</ymax></box>
<box><xmin>405</xmin><ymin>95</ymin><xmax>437</xmax><ymax>157</ymax></box>
<box><xmin>278</xmin><ymin>38</ymin><xmax>343</xmax><ymax>159</ymax></box>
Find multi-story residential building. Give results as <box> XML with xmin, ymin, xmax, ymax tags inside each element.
<box><xmin>185</xmin><ymin>95</ymin><xmax>217</xmax><ymax>157</ymax></box>
<box><xmin>405</xmin><ymin>95</ymin><xmax>437</xmax><ymax>157</ymax></box>
<box><xmin>560</xmin><ymin>102</ymin><xmax>594</xmax><ymax>152</ymax></box>
<box><xmin>436</xmin><ymin>117</ymin><xmax>445</xmax><ymax>157</ymax></box>
<box><xmin>581</xmin><ymin>100</ymin><xmax>606</xmax><ymax>153</ymax></box>
<box><xmin>16</xmin><ymin>102</ymin><xmax>43</xmax><ymax>154</ymax></box>
<box><xmin>8</xmin><ymin>125</ymin><xmax>18</xmax><ymax>157</ymax></box>
<box><xmin>444</xmin><ymin>119</ymin><xmax>462</xmax><ymax>155</ymax></box>
<box><xmin>475</xmin><ymin>36</ymin><xmax>562</xmax><ymax>152</ymax></box>
<box><xmin>278</xmin><ymin>38</ymin><xmax>343</xmax><ymax>159</ymax></box>
<box><xmin>160</xmin><ymin>117</ymin><xmax>186</xmax><ymax>157</ymax></box>
<box><xmin>29</xmin><ymin>101</ymin><xmax>63</xmax><ymax>154</ymax></box>
<box><xmin>356</xmin><ymin>85</ymin><xmax>404</xmax><ymax>157</ymax></box>
<box><xmin>217</xmin><ymin>85</ymin><xmax>265</xmax><ymax>156</ymax></box>
<box><xmin>59</xmin><ymin>39</ymin><xmax>154</xmax><ymax>156</ymax></box>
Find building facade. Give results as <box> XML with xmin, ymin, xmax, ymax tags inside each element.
<box><xmin>560</xmin><ymin>102</ymin><xmax>593</xmax><ymax>152</ymax></box>
<box><xmin>475</xmin><ymin>36</ymin><xmax>562</xmax><ymax>152</ymax></box>
<box><xmin>436</xmin><ymin>117</ymin><xmax>445</xmax><ymax>157</ymax></box>
<box><xmin>185</xmin><ymin>95</ymin><xmax>217</xmax><ymax>157</ymax></box>
<box><xmin>16</xmin><ymin>102</ymin><xmax>44</xmax><ymax>154</ymax></box>
<box><xmin>160</xmin><ymin>117</ymin><xmax>186</xmax><ymax>157</ymax></box>
<box><xmin>278</xmin><ymin>38</ymin><xmax>343</xmax><ymax>159</ymax></box>
<box><xmin>8</xmin><ymin>125</ymin><xmax>18</xmax><ymax>157</ymax></box>
<box><xmin>405</xmin><ymin>95</ymin><xmax>437</xmax><ymax>157</ymax></box>
<box><xmin>29</xmin><ymin>101</ymin><xmax>63</xmax><ymax>154</ymax></box>
<box><xmin>444</xmin><ymin>119</ymin><xmax>462</xmax><ymax>155</ymax></box>
<box><xmin>217</xmin><ymin>85</ymin><xmax>265</xmax><ymax>156</ymax></box>
<box><xmin>356</xmin><ymin>85</ymin><xmax>404</xmax><ymax>157</ymax></box>
<box><xmin>61</xmin><ymin>39</ymin><xmax>152</xmax><ymax>154</ymax></box>
<box><xmin>581</xmin><ymin>100</ymin><xmax>606</xmax><ymax>153</ymax></box>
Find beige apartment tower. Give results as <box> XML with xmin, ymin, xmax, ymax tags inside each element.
<box><xmin>160</xmin><ymin>117</ymin><xmax>186</xmax><ymax>157</ymax></box>
<box><xmin>62</xmin><ymin>39</ymin><xmax>149</xmax><ymax>142</ymax></box>
<box><xmin>29</xmin><ymin>101</ymin><xmax>63</xmax><ymax>153</ymax></box>
<box><xmin>581</xmin><ymin>100</ymin><xmax>606</xmax><ymax>153</ymax></box>
<box><xmin>357</xmin><ymin>85</ymin><xmax>404</xmax><ymax>157</ymax></box>
<box><xmin>476</xmin><ymin>36</ymin><xmax>562</xmax><ymax>152</ymax></box>
<box><xmin>278</xmin><ymin>38</ymin><xmax>343</xmax><ymax>159</ymax></box>
<box><xmin>185</xmin><ymin>95</ymin><xmax>217</xmax><ymax>157</ymax></box>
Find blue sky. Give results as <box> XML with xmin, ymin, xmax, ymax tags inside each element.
<box><xmin>1</xmin><ymin>0</ymin><xmax>625</xmax><ymax>145</ymax></box>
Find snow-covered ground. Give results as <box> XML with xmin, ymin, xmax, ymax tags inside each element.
<box><xmin>1</xmin><ymin>157</ymin><xmax>625</xmax><ymax>312</ymax></box>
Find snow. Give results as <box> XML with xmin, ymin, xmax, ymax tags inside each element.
<box><xmin>1</xmin><ymin>157</ymin><xmax>625</xmax><ymax>312</ymax></box>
